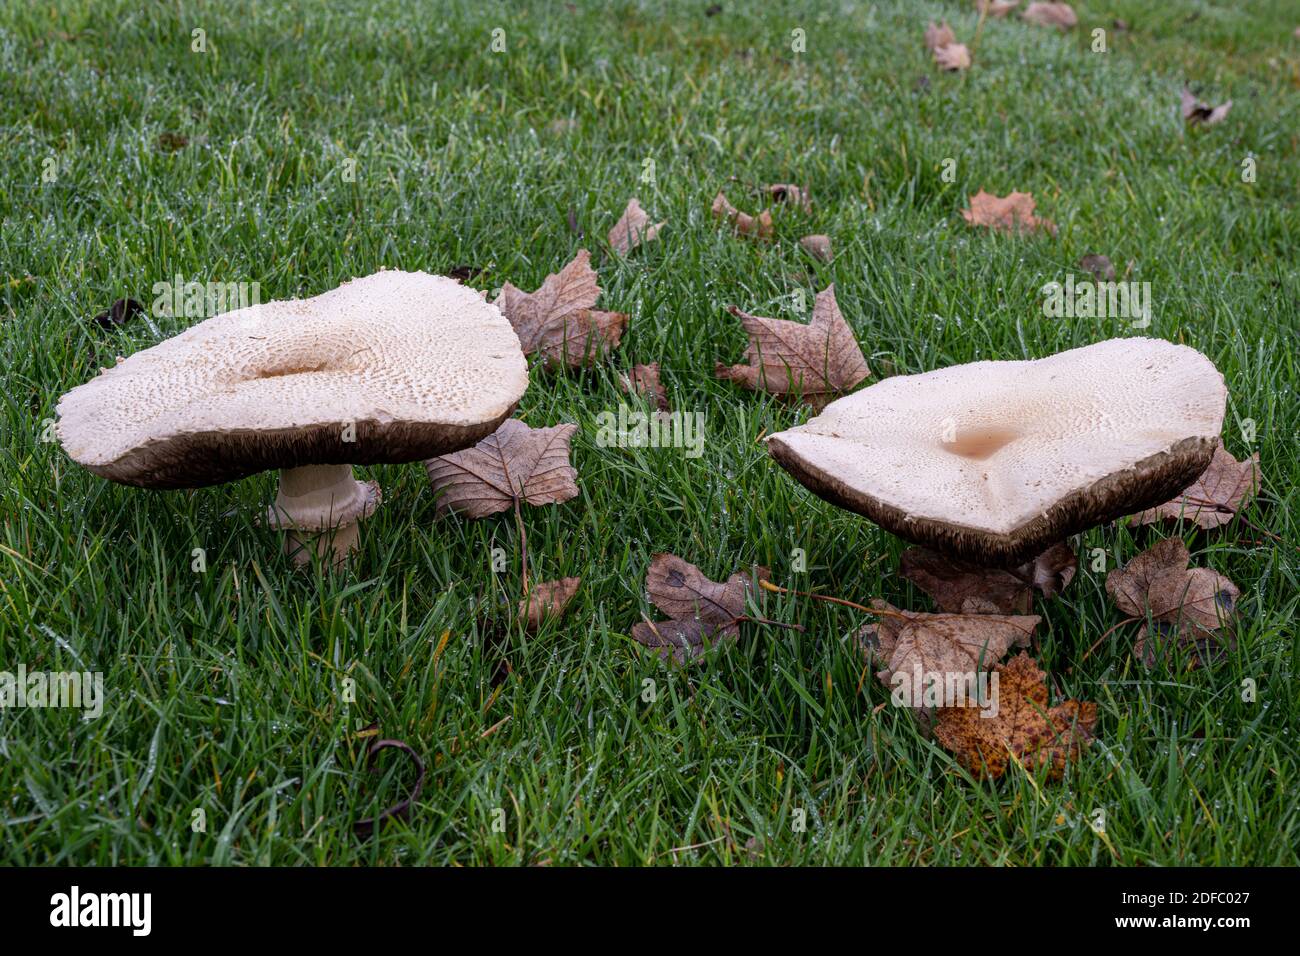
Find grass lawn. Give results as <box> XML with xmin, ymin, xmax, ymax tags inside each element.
<box><xmin>1</xmin><ymin>0</ymin><xmax>1297</xmax><ymax>866</ymax></box>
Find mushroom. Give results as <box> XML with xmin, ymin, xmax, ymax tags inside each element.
<box><xmin>766</xmin><ymin>338</ymin><xmax>1227</xmax><ymax>565</ymax></box>
<box><xmin>56</xmin><ymin>271</ymin><xmax>529</xmax><ymax>565</ymax></box>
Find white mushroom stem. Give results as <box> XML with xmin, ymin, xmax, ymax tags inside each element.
<box><xmin>268</xmin><ymin>464</ymin><xmax>381</xmax><ymax>567</ymax></box>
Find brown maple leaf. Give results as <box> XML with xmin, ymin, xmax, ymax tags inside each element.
<box><xmin>962</xmin><ymin>190</ymin><xmax>1057</xmax><ymax>236</ymax></box>
<box><xmin>799</xmin><ymin>234</ymin><xmax>833</xmax><ymax>262</ymax></box>
<box><xmin>1105</xmin><ymin>537</ymin><xmax>1240</xmax><ymax>667</ymax></box>
<box><xmin>975</xmin><ymin>0</ymin><xmax>1019</xmax><ymax>17</ymax></box>
<box><xmin>1181</xmin><ymin>87</ymin><xmax>1233</xmax><ymax>126</ymax></box>
<box><xmin>497</xmin><ymin>250</ymin><xmax>627</xmax><ymax>368</ymax></box>
<box><xmin>711</xmin><ymin>191</ymin><xmax>773</xmax><ymax>240</ymax></box>
<box><xmin>933</xmin><ymin>42</ymin><xmax>972</xmax><ymax>71</ymax></box>
<box><xmin>520</xmin><ymin>577</ymin><xmax>582</xmax><ymax>631</ymax></box>
<box><xmin>857</xmin><ymin>600</ymin><xmax>1038</xmax><ymax>699</ymax></box>
<box><xmin>924</xmin><ymin>21</ymin><xmax>957</xmax><ymax>51</ymax></box>
<box><xmin>619</xmin><ymin>362</ymin><xmax>670</xmax><ymax>412</ymax></box>
<box><xmin>1021</xmin><ymin>2</ymin><xmax>1077</xmax><ymax>28</ymax></box>
<box><xmin>900</xmin><ymin>542</ymin><xmax>1077</xmax><ymax>615</ymax></box>
<box><xmin>631</xmin><ymin>554</ymin><xmax>768</xmax><ymax>663</ymax></box>
<box><xmin>766</xmin><ymin>183</ymin><xmax>812</xmax><ymax>213</ymax></box>
<box><xmin>1131</xmin><ymin>444</ymin><xmax>1260</xmax><ymax>530</ymax></box>
<box><xmin>608</xmin><ymin>198</ymin><xmax>664</xmax><ymax>256</ymax></box>
<box><xmin>425</xmin><ymin>419</ymin><xmax>579</xmax><ymax>518</ymax></box>
<box><xmin>933</xmin><ymin>652</ymin><xmax>1097</xmax><ymax>780</ymax></box>
<box><xmin>715</xmin><ymin>285</ymin><xmax>870</xmax><ymax>408</ymax></box>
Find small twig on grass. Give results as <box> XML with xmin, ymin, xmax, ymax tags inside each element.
<box><xmin>1080</xmin><ymin>616</ymin><xmax>1140</xmax><ymax>663</ymax></box>
<box><xmin>732</xmin><ymin>614</ymin><xmax>805</xmax><ymax>633</ymax></box>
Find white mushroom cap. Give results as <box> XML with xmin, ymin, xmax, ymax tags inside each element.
<box><xmin>767</xmin><ymin>338</ymin><xmax>1227</xmax><ymax>564</ymax></box>
<box><xmin>56</xmin><ymin>271</ymin><xmax>529</xmax><ymax>488</ymax></box>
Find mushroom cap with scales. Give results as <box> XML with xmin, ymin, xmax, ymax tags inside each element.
<box><xmin>766</xmin><ymin>338</ymin><xmax>1227</xmax><ymax>565</ymax></box>
<box><xmin>56</xmin><ymin>270</ymin><xmax>530</xmax><ymax>490</ymax></box>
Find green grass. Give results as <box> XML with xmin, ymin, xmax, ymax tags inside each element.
<box><xmin>1</xmin><ymin>0</ymin><xmax>1297</xmax><ymax>866</ymax></box>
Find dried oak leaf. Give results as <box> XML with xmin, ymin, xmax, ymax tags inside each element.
<box><xmin>608</xmin><ymin>198</ymin><xmax>664</xmax><ymax>256</ymax></box>
<box><xmin>520</xmin><ymin>577</ymin><xmax>582</xmax><ymax>631</ymax></box>
<box><xmin>711</xmin><ymin>191</ymin><xmax>773</xmax><ymax>240</ymax></box>
<box><xmin>1105</xmin><ymin>537</ymin><xmax>1240</xmax><ymax>667</ymax></box>
<box><xmin>856</xmin><ymin>600</ymin><xmax>1038</xmax><ymax>694</ymax></box>
<box><xmin>933</xmin><ymin>42</ymin><xmax>972</xmax><ymax>71</ymax></box>
<box><xmin>933</xmin><ymin>652</ymin><xmax>1096</xmax><ymax>780</ymax></box>
<box><xmin>1078</xmin><ymin>253</ymin><xmax>1116</xmax><ymax>282</ymax></box>
<box><xmin>631</xmin><ymin>553</ymin><xmax>768</xmax><ymax>663</ymax></box>
<box><xmin>619</xmin><ymin>362</ymin><xmax>670</xmax><ymax>412</ymax></box>
<box><xmin>799</xmin><ymin>234</ymin><xmax>833</xmax><ymax>262</ymax></box>
<box><xmin>425</xmin><ymin>419</ymin><xmax>579</xmax><ymax>518</ymax></box>
<box><xmin>1131</xmin><ymin>443</ymin><xmax>1260</xmax><ymax>530</ymax></box>
<box><xmin>924</xmin><ymin>21</ymin><xmax>957</xmax><ymax>51</ymax></box>
<box><xmin>901</xmin><ymin>542</ymin><xmax>1077</xmax><ymax>615</ymax></box>
<box><xmin>1181</xmin><ymin>87</ymin><xmax>1232</xmax><ymax>126</ymax></box>
<box><xmin>962</xmin><ymin>190</ymin><xmax>1057</xmax><ymax>237</ymax></box>
<box><xmin>497</xmin><ymin>250</ymin><xmax>627</xmax><ymax>369</ymax></box>
<box><xmin>766</xmin><ymin>183</ymin><xmax>812</xmax><ymax>213</ymax></box>
<box><xmin>975</xmin><ymin>0</ymin><xmax>1019</xmax><ymax>17</ymax></box>
<box><xmin>1021</xmin><ymin>2</ymin><xmax>1077</xmax><ymax>29</ymax></box>
<box><xmin>92</xmin><ymin>297</ymin><xmax>145</xmax><ymax>330</ymax></box>
<box><xmin>715</xmin><ymin>284</ymin><xmax>870</xmax><ymax>409</ymax></box>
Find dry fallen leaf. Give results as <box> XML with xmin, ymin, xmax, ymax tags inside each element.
<box><xmin>766</xmin><ymin>183</ymin><xmax>812</xmax><ymax>213</ymax></box>
<box><xmin>1181</xmin><ymin>87</ymin><xmax>1233</xmax><ymax>126</ymax></box>
<box><xmin>900</xmin><ymin>542</ymin><xmax>1077</xmax><ymax>615</ymax></box>
<box><xmin>799</xmin><ymin>234</ymin><xmax>833</xmax><ymax>262</ymax></box>
<box><xmin>975</xmin><ymin>0</ymin><xmax>1019</xmax><ymax>17</ymax></box>
<box><xmin>715</xmin><ymin>284</ymin><xmax>870</xmax><ymax>408</ymax></box>
<box><xmin>1105</xmin><ymin>537</ymin><xmax>1240</xmax><ymax>667</ymax></box>
<box><xmin>924</xmin><ymin>21</ymin><xmax>957</xmax><ymax>51</ymax></box>
<box><xmin>933</xmin><ymin>652</ymin><xmax>1097</xmax><ymax>780</ymax></box>
<box><xmin>1131</xmin><ymin>444</ymin><xmax>1260</xmax><ymax>530</ymax></box>
<box><xmin>1021</xmin><ymin>2</ymin><xmax>1077</xmax><ymax>28</ymax></box>
<box><xmin>631</xmin><ymin>554</ymin><xmax>768</xmax><ymax>663</ymax></box>
<box><xmin>619</xmin><ymin>362</ymin><xmax>670</xmax><ymax>412</ymax></box>
<box><xmin>1078</xmin><ymin>253</ymin><xmax>1116</xmax><ymax>282</ymax></box>
<box><xmin>857</xmin><ymin>600</ymin><xmax>1038</xmax><ymax>695</ymax></box>
<box><xmin>425</xmin><ymin>419</ymin><xmax>579</xmax><ymax>518</ymax></box>
<box><xmin>933</xmin><ymin>42</ymin><xmax>972</xmax><ymax>71</ymax></box>
<box><xmin>497</xmin><ymin>250</ymin><xmax>627</xmax><ymax>368</ymax></box>
<box><xmin>962</xmin><ymin>189</ymin><xmax>1058</xmax><ymax>236</ymax></box>
<box><xmin>924</xmin><ymin>21</ymin><xmax>970</xmax><ymax>71</ymax></box>
<box><xmin>608</xmin><ymin>197</ymin><xmax>664</xmax><ymax>256</ymax></box>
<box><xmin>520</xmin><ymin>577</ymin><xmax>582</xmax><ymax>631</ymax></box>
<box><xmin>711</xmin><ymin>191</ymin><xmax>774</xmax><ymax>240</ymax></box>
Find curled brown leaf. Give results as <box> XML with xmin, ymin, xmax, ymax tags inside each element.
<box><xmin>711</xmin><ymin>191</ymin><xmax>773</xmax><ymax>240</ymax></box>
<box><xmin>1021</xmin><ymin>2</ymin><xmax>1077</xmax><ymax>29</ymax></box>
<box><xmin>608</xmin><ymin>198</ymin><xmax>664</xmax><ymax>256</ymax></box>
<box><xmin>520</xmin><ymin>577</ymin><xmax>582</xmax><ymax>631</ymax></box>
<box><xmin>619</xmin><ymin>362</ymin><xmax>670</xmax><ymax>412</ymax></box>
